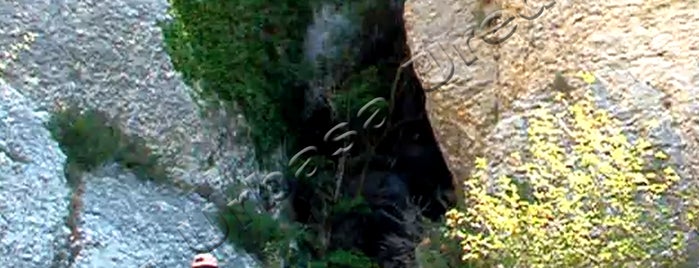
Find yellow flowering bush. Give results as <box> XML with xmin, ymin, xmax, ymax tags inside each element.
<box><xmin>445</xmin><ymin>92</ymin><xmax>699</xmax><ymax>267</ymax></box>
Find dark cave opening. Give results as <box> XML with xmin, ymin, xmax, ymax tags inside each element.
<box><xmin>288</xmin><ymin>0</ymin><xmax>456</xmax><ymax>265</ymax></box>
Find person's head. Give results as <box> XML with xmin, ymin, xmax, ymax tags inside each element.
<box><xmin>191</xmin><ymin>253</ymin><xmax>218</xmax><ymax>268</ymax></box>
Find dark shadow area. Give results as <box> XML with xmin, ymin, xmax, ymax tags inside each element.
<box><xmin>289</xmin><ymin>0</ymin><xmax>456</xmax><ymax>265</ymax></box>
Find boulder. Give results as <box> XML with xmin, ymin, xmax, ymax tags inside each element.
<box><xmin>73</xmin><ymin>164</ymin><xmax>257</xmax><ymax>267</ymax></box>
<box><xmin>402</xmin><ymin>0</ymin><xmax>699</xmax><ymax>191</ymax></box>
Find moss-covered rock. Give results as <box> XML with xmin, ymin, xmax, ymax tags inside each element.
<box><xmin>161</xmin><ymin>0</ymin><xmax>319</xmax><ymax>163</ymax></box>
<box><xmin>47</xmin><ymin>107</ymin><xmax>168</xmax><ymax>185</ymax></box>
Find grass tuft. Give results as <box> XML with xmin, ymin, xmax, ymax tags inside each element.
<box><xmin>47</xmin><ymin>106</ymin><xmax>169</xmax><ymax>185</ymax></box>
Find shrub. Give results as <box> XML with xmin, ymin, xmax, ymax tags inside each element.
<box><xmin>415</xmin><ymin>219</ymin><xmax>468</xmax><ymax>268</ymax></box>
<box><xmin>315</xmin><ymin>249</ymin><xmax>380</xmax><ymax>268</ymax></box>
<box><xmin>221</xmin><ymin>197</ymin><xmax>305</xmax><ymax>265</ymax></box>
<box><xmin>161</xmin><ymin>0</ymin><xmax>397</xmax><ymax>164</ymax></box>
<box><xmin>47</xmin><ymin>106</ymin><xmax>168</xmax><ymax>185</ymax></box>
<box><xmin>444</xmin><ymin>92</ymin><xmax>699</xmax><ymax>267</ymax></box>
<box><xmin>221</xmin><ymin>187</ymin><xmax>379</xmax><ymax>267</ymax></box>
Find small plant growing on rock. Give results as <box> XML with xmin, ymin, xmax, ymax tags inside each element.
<box><xmin>47</xmin><ymin>106</ymin><xmax>171</xmax><ymax>266</ymax></box>
<box><xmin>47</xmin><ymin>106</ymin><xmax>168</xmax><ymax>184</ymax></box>
<box><xmin>221</xmin><ymin>196</ymin><xmax>305</xmax><ymax>265</ymax></box>
<box><xmin>444</xmin><ymin>93</ymin><xmax>699</xmax><ymax>267</ymax></box>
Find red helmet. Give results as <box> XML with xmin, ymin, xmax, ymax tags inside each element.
<box><xmin>191</xmin><ymin>253</ymin><xmax>218</xmax><ymax>268</ymax></box>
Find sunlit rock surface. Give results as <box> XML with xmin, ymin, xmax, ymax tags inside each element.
<box><xmin>404</xmin><ymin>0</ymin><xmax>699</xmax><ymax>264</ymax></box>
<box><xmin>0</xmin><ymin>0</ymin><xmax>268</xmax><ymax>265</ymax></box>
<box><xmin>403</xmin><ymin>0</ymin><xmax>699</xmax><ymax>194</ymax></box>
<box><xmin>0</xmin><ymin>0</ymin><xmax>261</xmax><ymax>191</ymax></box>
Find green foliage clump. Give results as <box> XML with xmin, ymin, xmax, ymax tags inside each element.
<box><xmin>161</xmin><ymin>0</ymin><xmax>318</xmax><ymax>163</ymax></box>
<box><xmin>313</xmin><ymin>249</ymin><xmax>380</xmax><ymax>268</ymax></box>
<box><xmin>220</xmin><ymin>172</ymin><xmax>381</xmax><ymax>267</ymax></box>
<box><xmin>222</xmin><ymin>198</ymin><xmax>305</xmax><ymax>264</ymax></box>
<box><xmin>47</xmin><ymin>106</ymin><xmax>168</xmax><ymax>186</ymax></box>
<box><xmin>331</xmin><ymin>196</ymin><xmax>371</xmax><ymax>215</ymax></box>
<box><xmin>331</xmin><ymin>66</ymin><xmax>387</xmax><ymax>117</ymax></box>
<box><xmin>415</xmin><ymin>219</ymin><xmax>468</xmax><ymax>268</ymax></box>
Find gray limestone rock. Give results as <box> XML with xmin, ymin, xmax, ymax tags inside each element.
<box><xmin>0</xmin><ymin>79</ymin><xmax>72</xmax><ymax>267</ymax></box>
<box><xmin>74</xmin><ymin>164</ymin><xmax>258</xmax><ymax>268</ymax></box>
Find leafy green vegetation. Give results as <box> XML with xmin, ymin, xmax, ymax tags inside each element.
<box><xmin>160</xmin><ymin>0</ymin><xmax>395</xmax><ymax>164</ymax></box>
<box><xmin>331</xmin><ymin>196</ymin><xmax>371</xmax><ymax>215</ymax></box>
<box><xmin>316</xmin><ymin>249</ymin><xmax>380</xmax><ymax>268</ymax></box>
<box><xmin>161</xmin><ymin>0</ymin><xmax>319</xmax><ymax>164</ymax></box>
<box><xmin>162</xmin><ymin>0</ymin><xmax>416</xmax><ymax>266</ymax></box>
<box><xmin>331</xmin><ymin>66</ymin><xmax>387</xmax><ymax>117</ymax></box>
<box><xmin>413</xmin><ymin>212</ymin><xmax>476</xmax><ymax>268</ymax></box>
<box><xmin>220</xmin><ymin>170</ymin><xmax>381</xmax><ymax>267</ymax></box>
<box><xmin>221</xmin><ymin>197</ymin><xmax>305</xmax><ymax>263</ymax></box>
<box><xmin>47</xmin><ymin>106</ymin><xmax>168</xmax><ymax>185</ymax></box>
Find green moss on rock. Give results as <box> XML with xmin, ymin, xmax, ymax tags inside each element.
<box><xmin>161</xmin><ymin>0</ymin><xmax>319</xmax><ymax>163</ymax></box>
<box><xmin>47</xmin><ymin>107</ymin><xmax>168</xmax><ymax>185</ymax></box>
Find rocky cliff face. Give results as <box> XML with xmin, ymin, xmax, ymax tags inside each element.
<box><xmin>74</xmin><ymin>164</ymin><xmax>256</xmax><ymax>267</ymax></box>
<box><xmin>0</xmin><ymin>0</ymin><xmax>265</xmax><ymax>266</ymax></box>
<box><xmin>0</xmin><ymin>79</ymin><xmax>71</xmax><ymax>266</ymax></box>
<box><xmin>402</xmin><ymin>0</ymin><xmax>699</xmax><ymax>192</ymax></box>
<box><xmin>0</xmin><ymin>80</ymin><xmax>258</xmax><ymax>267</ymax></box>
<box><xmin>0</xmin><ymin>0</ymin><xmax>263</xmax><ymax>191</ymax></box>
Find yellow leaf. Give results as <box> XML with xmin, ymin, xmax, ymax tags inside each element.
<box><xmin>632</xmin><ymin>173</ymin><xmax>649</xmax><ymax>185</ymax></box>
<box><xmin>475</xmin><ymin>157</ymin><xmax>488</xmax><ymax>169</ymax></box>
<box><xmin>577</xmin><ymin>71</ymin><xmax>597</xmax><ymax>84</ymax></box>
<box><xmin>654</xmin><ymin>151</ymin><xmax>668</xmax><ymax>159</ymax></box>
<box><xmin>554</xmin><ymin>92</ymin><xmax>565</xmax><ymax>101</ymax></box>
<box><xmin>635</xmin><ymin>138</ymin><xmax>652</xmax><ymax>151</ymax></box>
